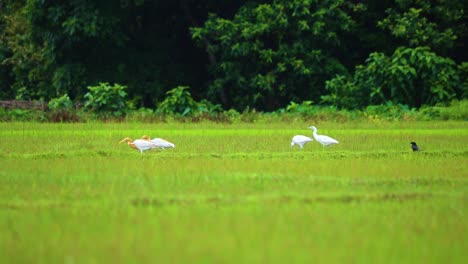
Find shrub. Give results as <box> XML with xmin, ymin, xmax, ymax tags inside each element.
<box><xmin>323</xmin><ymin>47</ymin><xmax>463</xmax><ymax>108</ymax></box>
<box><xmin>157</xmin><ymin>86</ymin><xmax>223</xmax><ymax>117</ymax></box>
<box><xmin>364</xmin><ymin>103</ymin><xmax>418</xmax><ymax>121</ymax></box>
<box><xmin>458</xmin><ymin>62</ymin><xmax>468</xmax><ymax>99</ymax></box>
<box><xmin>321</xmin><ymin>75</ymin><xmax>362</xmax><ymax>109</ymax></box>
<box><xmin>47</xmin><ymin>94</ymin><xmax>80</xmax><ymax>122</ymax></box>
<box><xmin>198</xmin><ymin>99</ymin><xmax>223</xmax><ymax>116</ymax></box>
<box><xmin>439</xmin><ymin>100</ymin><xmax>468</xmax><ymax>120</ymax></box>
<box><xmin>0</xmin><ymin>108</ymin><xmax>46</xmax><ymax>122</ymax></box>
<box><xmin>157</xmin><ymin>86</ymin><xmax>199</xmax><ymax>116</ymax></box>
<box><xmin>47</xmin><ymin>94</ymin><xmax>79</xmax><ymax>122</ymax></box>
<box><xmin>125</xmin><ymin>107</ymin><xmax>167</xmax><ymax>123</ymax></box>
<box><xmin>284</xmin><ymin>101</ymin><xmax>315</xmax><ymax>115</ymax></box>
<box><xmin>48</xmin><ymin>94</ymin><xmax>73</xmax><ymax>111</ymax></box>
<box><xmin>84</xmin><ymin>82</ymin><xmax>129</xmax><ymax>118</ymax></box>
<box><xmin>240</xmin><ymin>107</ymin><xmax>259</xmax><ymax>123</ymax></box>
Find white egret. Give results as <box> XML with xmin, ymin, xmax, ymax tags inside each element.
<box><xmin>141</xmin><ymin>135</ymin><xmax>175</xmax><ymax>149</ymax></box>
<box><xmin>119</xmin><ymin>137</ymin><xmax>157</xmax><ymax>153</ymax></box>
<box><xmin>309</xmin><ymin>126</ymin><xmax>339</xmax><ymax>146</ymax></box>
<box><xmin>291</xmin><ymin>135</ymin><xmax>313</xmax><ymax>149</ymax></box>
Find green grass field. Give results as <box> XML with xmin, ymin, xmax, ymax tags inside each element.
<box><xmin>0</xmin><ymin>121</ymin><xmax>467</xmax><ymax>263</ymax></box>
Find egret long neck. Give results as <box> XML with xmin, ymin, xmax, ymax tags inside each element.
<box><xmin>311</xmin><ymin>128</ymin><xmax>318</xmax><ymax>138</ymax></box>
<box><xmin>127</xmin><ymin>141</ymin><xmax>138</xmax><ymax>150</ymax></box>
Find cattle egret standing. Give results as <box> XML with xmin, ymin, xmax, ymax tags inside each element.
<box><xmin>411</xmin><ymin>142</ymin><xmax>420</xmax><ymax>151</ymax></box>
<box><xmin>141</xmin><ymin>135</ymin><xmax>175</xmax><ymax>149</ymax></box>
<box><xmin>309</xmin><ymin>126</ymin><xmax>339</xmax><ymax>146</ymax></box>
<box><xmin>291</xmin><ymin>135</ymin><xmax>313</xmax><ymax>149</ymax></box>
<box><xmin>119</xmin><ymin>137</ymin><xmax>157</xmax><ymax>153</ymax></box>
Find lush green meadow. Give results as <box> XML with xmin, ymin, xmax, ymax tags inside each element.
<box><xmin>0</xmin><ymin>121</ymin><xmax>467</xmax><ymax>263</ymax></box>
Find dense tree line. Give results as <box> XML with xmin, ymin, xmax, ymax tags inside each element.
<box><xmin>0</xmin><ymin>0</ymin><xmax>466</xmax><ymax>111</ymax></box>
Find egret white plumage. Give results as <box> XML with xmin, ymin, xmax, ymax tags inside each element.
<box><xmin>309</xmin><ymin>126</ymin><xmax>339</xmax><ymax>146</ymax></box>
<box><xmin>291</xmin><ymin>135</ymin><xmax>313</xmax><ymax>148</ymax></box>
<box><xmin>119</xmin><ymin>137</ymin><xmax>157</xmax><ymax>153</ymax></box>
<box><xmin>141</xmin><ymin>135</ymin><xmax>175</xmax><ymax>149</ymax></box>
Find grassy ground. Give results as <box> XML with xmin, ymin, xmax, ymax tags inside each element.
<box><xmin>0</xmin><ymin>121</ymin><xmax>467</xmax><ymax>263</ymax></box>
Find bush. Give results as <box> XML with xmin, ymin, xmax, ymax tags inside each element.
<box><xmin>239</xmin><ymin>107</ymin><xmax>260</xmax><ymax>123</ymax></box>
<box><xmin>157</xmin><ymin>86</ymin><xmax>223</xmax><ymax>117</ymax></box>
<box><xmin>321</xmin><ymin>75</ymin><xmax>362</xmax><ymax>109</ymax></box>
<box><xmin>47</xmin><ymin>94</ymin><xmax>80</xmax><ymax>122</ymax></box>
<box><xmin>458</xmin><ymin>62</ymin><xmax>468</xmax><ymax>99</ymax></box>
<box><xmin>284</xmin><ymin>101</ymin><xmax>315</xmax><ymax>115</ymax></box>
<box><xmin>84</xmin><ymin>82</ymin><xmax>129</xmax><ymax>118</ymax></box>
<box><xmin>125</xmin><ymin>107</ymin><xmax>167</xmax><ymax>123</ymax></box>
<box><xmin>364</xmin><ymin>103</ymin><xmax>418</xmax><ymax>121</ymax></box>
<box><xmin>48</xmin><ymin>94</ymin><xmax>73</xmax><ymax>110</ymax></box>
<box><xmin>0</xmin><ymin>99</ymin><xmax>466</xmax><ymax>122</ymax></box>
<box><xmin>157</xmin><ymin>86</ymin><xmax>199</xmax><ymax>116</ymax></box>
<box><xmin>439</xmin><ymin>100</ymin><xmax>468</xmax><ymax>120</ymax></box>
<box><xmin>323</xmin><ymin>47</ymin><xmax>463</xmax><ymax>108</ymax></box>
<box><xmin>0</xmin><ymin>108</ymin><xmax>46</xmax><ymax>122</ymax></box>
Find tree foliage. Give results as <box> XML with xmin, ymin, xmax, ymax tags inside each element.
<box><xmin>323</xmin><ymin>47</ymin><xmax>462</xmax><ymax>108</ymax></box>
<box><xmin>157</xmin><ymin>86</ymin><xmax>200</xmax><ymax>116</ymax></box>
<box><xmin>192</xmin><ymin>0</ymin><xmax>359</xmax><ymax>110</ymax></box>
<box><xmin>84</xmin><ymin>82</ymin><xmax>129</xmax><ymax>117</ymax></box>
<box><xmin>0</xmin><ymin>0</ymin><xmax>466</xmax><ymax>111</ymax></box>
<box><xmin>157</xmin><ymin>86</ymin><xmax>222</xmax><ymax>116</ymax></box>
<box><xmin>378</xmin><ymin>0</ymin><xmax>466</xmax><ymax>56</ymax></box>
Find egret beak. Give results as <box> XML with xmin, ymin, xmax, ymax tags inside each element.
<box><xmin>119</xmin><ymin>137</ymin><xmax>131</xmax><ymax>144</ymax></box>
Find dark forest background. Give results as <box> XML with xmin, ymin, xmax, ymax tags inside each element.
<box><xmin>0</xmin><ymin>0</ymin><xmax>466</xmax><ymax>112</ymax></box>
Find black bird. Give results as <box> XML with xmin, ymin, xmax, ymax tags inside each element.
<box><xmin>410</xmin><ymin>142</ymin><xmax>420</xmax><ymax>151</ymax></box>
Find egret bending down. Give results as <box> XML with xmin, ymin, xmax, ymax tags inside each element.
<box><xmin>291</xmin><ymin>135</ymin><xmax>313</xmax><ymax>149</ymax></box>
<box><xmin>141</xmin><ymin>135</ymin><xmax>175</xmax><ymax>149</ymax></box>
<box><xmin>119</xmin><ymin>137</ymin><xmax>157</xmax><ymax>153</ymax></box>
<box><xmin>309</xmin><ymin>126</ymin><xmax>339</xmax><ymax>146</ymax></box>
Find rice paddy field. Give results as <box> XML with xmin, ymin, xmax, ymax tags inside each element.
<box><xmin>0</xmin><ymin>121</ymin><xmax>467</xmax><ymax>263</ymax></box>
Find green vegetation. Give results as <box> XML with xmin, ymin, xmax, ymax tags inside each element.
<box><xmin>84</xmin><ymin>82</ymin><xmax>129</xmax><ymax>118</ymax></box>
<box><xmin>1</xmin><ymin>0</ymin><xmax>466</xmax><ymax>111</ymax></box>
<box><xmin>323</xmin><ymin>47</ymin><xmax>463</xmax><ymax>108</ymax></box>
<box><xmin>1</xmin><ymin>99</ymin><xmax>467</xmax><ymax>122</ymax></box>
<box><xmin>0</xmin><ymin>121</ymin><xmax>467</xmax><ymax>263</ymax></box>
<box><xmin>0</xmin><ymin>1</ymin><xmax>466</xmax><ymax>262</ymax></box>
<box><xmin>156</xmin><ymin>86</ymin><xmax>222</xmax><ymax>117</ymax></box>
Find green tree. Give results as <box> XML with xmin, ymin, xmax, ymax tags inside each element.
<box><xmin>378</xmin><ymin>0</ymin><xmax>467</xmax><ymax>58</ymax></box>
<box><xmin>1</xmin><ymin>0</ymin><xmax>465</xmax><ymax>112</ymax></box>
<box><xmin>84</xmin><ymin>82</ymin><xmax>129</xmax><ymax>117</ymax></box>
<box><xmin>323</xmin><ymin>47</ymin><xmax>463</xmax><ymax>108</ymax></box>
<box><xmin>0</xmin><ymin>0</ymin><xmax>248</xmax><ymax>105</ymax></box>
<box><xmin>0</xmin><ymin>0</ymin><xmax>51</xmax><ymax>100</ymax></box>
<box><xmin>157</xmin><ymin>86</ymin><xmax>200</xmax><ymax>116</ymax></box>
<box><xmin>192</xmin><ymin>0</ymin><xmax>359</xmax><ymax>111</ymax></box>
